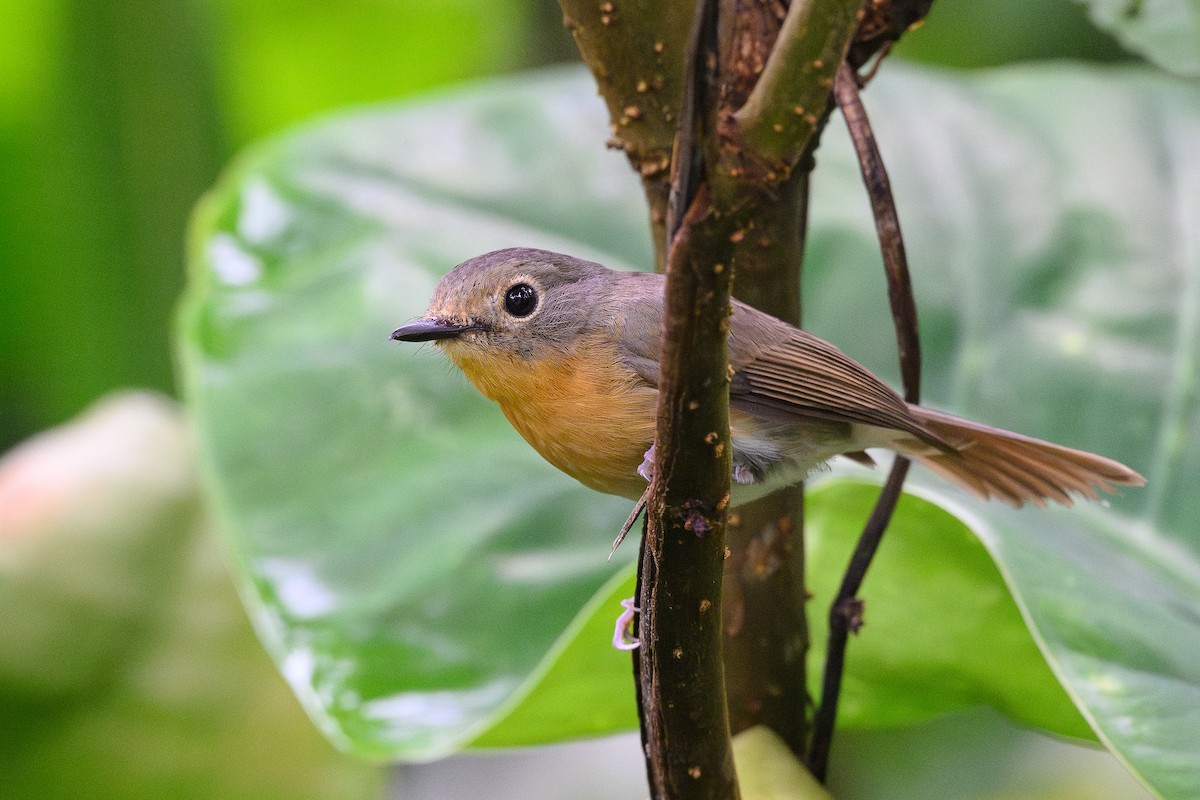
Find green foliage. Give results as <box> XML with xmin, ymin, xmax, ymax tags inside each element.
<box><xmin>181</xmin><ymin>73</ymin><xmax>647</xmax><ymax>762</ymax></box>
<box><xmin>1074</xmin><ymin>0</ymin><xmax>1200</xmax><ymax>76</ymax></box>
<box><xmin>895</xmin><ymin>0</ymin><xmax>1200</xmax><ymax>74</ymax></box>
<box><xmin>5</xmin><ymin>1</ymin><xmax>1199</xmax><ymax>797</ymax></box>
<box><xmin>180</xmin><ymin>63</ymin><xmax>1200</xmax><ymax>798</ymax></box>
<box><xmin>0</xmin><ymin>0</ymin><xmax>224</xmax><ymax>446</ymax></box>
<box><xmin>0</xmin><ymin>394</ymin><xmax>384</xmax><ymax>800</ymax></box>
<box><xmin>895</xmin><ymin>0</ymin><xmax>1131</xmax><ymax>67</ymax></box>
<box><xmin>0</xmin><ymin>0</ymin><xmax>558</xmax><ymax>450</ymax></box>
<box><xmin>206</xmin><ymin>0</ymin><xmax>556</xmax><ymax>144</ymax></box>
<box><xmin>805</xmin><ymin>483</ymin><xmax>1092</xmax><ymax>738</ymax></box>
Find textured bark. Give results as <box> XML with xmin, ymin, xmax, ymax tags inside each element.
<box><xmin>640</xmin><ymin>190</ymin><xmax>742</xmax><ymax>800</ymax></box>
<box><xmin>563</xmin><ymin>0</ymin><xmax>936</xmax><ymax>793</ymax></box>
<box><xmin>722</xmin><ymin>171</ymin><xmax>811</xmax><ymax>752</ymax></box>
<box><xmin>558</xmin><ymin>0</ymin><xmax>697</xmax><ymax>269</ymax></box>
<box><xmin>721</xmin><ymin>0</ymin><xmax>862</xmax><ymax>195</ymax></box>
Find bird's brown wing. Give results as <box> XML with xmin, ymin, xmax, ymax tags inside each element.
<box><xmin>726</xmin><ymin>303</ymin><xmax>959</xmax><ymax>450</ymax></box>
<box><xmin>613</xmin><ymin>284</ymin><xmax>947</xmax><ymax>449</ymax></box>
<box><xmin>609</xmin><ymin>280</ymin><xmax>1142</xmax><ymax>507</ymax></box>
<box><xmin>728</xmin><ymin>323</ymin><xmax>940</xmax><ymax>444</ymax></box>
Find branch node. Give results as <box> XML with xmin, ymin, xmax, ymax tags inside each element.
<box><xmin>834</xmin><ymin>597</ymin><xmax>865</xmax><ymax>634</ymax></box>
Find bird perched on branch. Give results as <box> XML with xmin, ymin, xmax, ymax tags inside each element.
<box><xmin>392</xmin><ymin>247</ymin><xmax>1144</xmax><ymax>509</ymax></box>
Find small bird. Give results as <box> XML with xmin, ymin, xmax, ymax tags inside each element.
<box><xmin>392</xmin><ymin>247</ymin><xmax>1144</xmax><ymax>509</ymax></box>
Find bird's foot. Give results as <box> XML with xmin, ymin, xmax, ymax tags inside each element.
<box><xmin>612</xmin><ymin>597</ymin><xmax>640</xmax><ymax>650</ymax></box>
<box><xmin>732</xmin><ymin>462</ymin><xmax>759</xmax><ymax>485</ymax></box>
<box><xmin>637</xmin><ymin>443</ymin><xmax>656</xmax><ymax>483</ymax></box>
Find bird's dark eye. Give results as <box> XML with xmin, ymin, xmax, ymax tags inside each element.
<box><xmin>503</xmin><ymin>283</ymin><xmax>538</xmax><ymax>317</ymax></box>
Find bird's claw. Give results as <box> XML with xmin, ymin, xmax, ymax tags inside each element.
<box><xmin>612</xmin><ymin>597</ymin><xmax>640</xmax><ymax>650</ymax></box>
<box><xmin>637</xmin><ymin>444</ymin><xmax>656</xmax><ymax>483</ymax></box>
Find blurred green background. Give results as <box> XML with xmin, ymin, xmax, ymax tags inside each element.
<box><xmin>0</xmin><ymin>0</ymin><xmax>580</xmax><ymax>449</ymax></box>
<box><xmin>0</xmin><ymin>0</ymin><xmax>1129</xmax><ymax>450</ymax></box>
<box><xmin>0</xmin><ymin>1</ymin><xmax>1155</xmax><ymax>799</ymax></box>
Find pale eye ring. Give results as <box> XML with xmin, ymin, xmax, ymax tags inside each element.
<box><xmin>503</xmin><ymin>283</ymin><xmax>538</xmax><ymax>317</ymax></box>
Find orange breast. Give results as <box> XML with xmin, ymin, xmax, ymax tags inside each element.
<box><xmin>451</xmin><ymin>337</ymin><xmax>657</xmax><ymax>500</ymax></box>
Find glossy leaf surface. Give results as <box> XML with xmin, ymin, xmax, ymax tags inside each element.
<box><xmin>180</xmin><ymin>64</ymin><xmax>1200</xmax><ymax>797</ymax></box>
<box><xmin>0</xmin><ymin>394</ymin><xmax>383</xmax><ymax>800</ymax></box>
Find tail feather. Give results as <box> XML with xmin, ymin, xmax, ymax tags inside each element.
<box><xmin>895</xmin><ymin>406</ymin><xmax>1145</xmax><ymax>508</ymax></box>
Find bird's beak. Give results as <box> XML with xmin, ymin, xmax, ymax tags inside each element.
<box><xmin>390</xmin><ymin>319</ymin><xmax>477</xmax><ymax>342</ymax></box>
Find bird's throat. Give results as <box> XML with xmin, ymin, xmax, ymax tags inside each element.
<box><xmin>448</xmin><ymin>341</ymin><xmax>656</xmax><ymax>500</ymax></box>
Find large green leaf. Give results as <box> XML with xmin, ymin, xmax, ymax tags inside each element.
<box><xmin>803</xmin><ymin>481</ymin><xmax>1093</xmax><ymax>739</ymax></box>
<box><xmin>179</xmin><ymin>63</ymin><xmax>1200</xmax><ymax>796</ymax></box>
<box><xmin>182</xmin><ymin>72</ymin><xmax>648</xmax><ymax>762</ymax></box>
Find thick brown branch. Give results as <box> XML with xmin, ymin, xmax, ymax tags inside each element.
<box><xmin>558</xmin><ymin>0</ymin><xmax>697</xmax><ymax>267</ymax></box>
<box><xmin>724</xmin><ymin>0</ymin><xmax>861</xmax><ymax>189</ymax></box>
<box><xmin>722</xmin><ymin>171</ymin><xmax>811</xmax><ymax>754</ymax></box>
<box><xmin>717</xmin><ymin>0</ymin><xmax>787</xmax><ymax>113</ymax></box>
<box><xmin>563</xmin><ymin>0</ymin><xmax>931</xmax><ymax>790</ymax></box>
<box><xmin>640</xmin><ymin>190</ymin><xmax>741</xmax><ymax>800</ymax></box>
<box><xmin>637</xmin><ymin>1</ymin><xmax>740</xmax><ymax>796</ymax></box>
<box><xmin>666</xmin><ymin>0</ymin><xmax>719</xmax><ymax>243</ymax></box>
<box><xmin>722</xmin><ymin>490</ymin><xmax>809</xmax><ymax>748</ymax></box>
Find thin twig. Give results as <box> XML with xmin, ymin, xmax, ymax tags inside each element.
<box><xmin>806</xmin><ymin>458</ymin><xmax>910</xmax><ymax>778</ymax></box>
<box><xmin>806</xmin><ymin>59</ymin><xmax>923</xmax><ymax>781</ymax></box>
<box><xmin>833</xmin><ymin>60</ymin><xmax>920</xmax><ymax>403</ymax></box>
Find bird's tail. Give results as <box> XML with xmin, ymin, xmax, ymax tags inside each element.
<box><xmin>894</xmin><ymin>406</ymin><xmax>1145</xmax><ymax>508</ymax></box>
